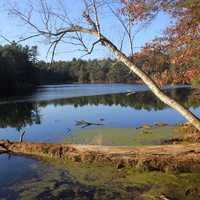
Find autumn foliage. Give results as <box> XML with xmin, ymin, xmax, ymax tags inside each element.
<box><xmin>123</xmin><ymin>0</ymin><xmax>200</xmax><ymax>86</ymax></box>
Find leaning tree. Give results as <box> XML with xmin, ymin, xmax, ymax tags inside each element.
<box><xmin>7</xmin><ymin>0</ymin><xmax>200</xmax><ymax>131</ymax></box>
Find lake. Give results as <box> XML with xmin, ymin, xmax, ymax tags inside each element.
<box><xmin>0</xmin><ymin>84</ymin><xmax>200</xmax><ymax>199</ymax></box>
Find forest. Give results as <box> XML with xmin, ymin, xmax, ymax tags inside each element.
<box><xmin>0</xmin><ymin>41</ymin><xmax>199</xmax><ymax>95</ymax></box>
<box><xmin>0</xmin><ymin>43</ymin><xmax>37</xmax><ymax>94</ymax></box>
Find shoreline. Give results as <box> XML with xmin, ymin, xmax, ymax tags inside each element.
<box><xmin>1</xmin><ymin>140</ymin><xmax>200</xmax><ymax>172</ymax></box>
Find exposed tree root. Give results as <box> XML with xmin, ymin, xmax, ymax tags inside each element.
<box><xmin>178</xmin><ymin>123</ymin><xmax>200</xmax><ymax>142</ymax></box>
<box><xmin>0</xmin><ymin>140</ymin><xmax>200</xmax><ymax>172</ymax></box>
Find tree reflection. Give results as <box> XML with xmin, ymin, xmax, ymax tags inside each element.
<box><xmin>0</xmin><ymin>88</ymin><xmax>199</xmax><ymax>130</ymax></box>
<box><xmin>40</xmin><ymin>88</ymin><xmax>200</xmax><ymax>111</ymax></box>
<box><xmin>0</xmin><ymin>102</ymin><xmax>41</xmax><ymax>130</ymax></box>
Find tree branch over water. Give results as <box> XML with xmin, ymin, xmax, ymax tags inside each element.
<box><xmin>6</xmin><ymin>0</ymin><xmax>200</xmax><ymax>131</ymax></box>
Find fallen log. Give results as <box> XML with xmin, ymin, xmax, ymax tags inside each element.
<box><xmin>0</xmin><ymin>140</ymin><xmax>200</xmax><ymax>172</ymax></box>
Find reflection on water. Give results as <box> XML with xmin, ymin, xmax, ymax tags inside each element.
<box><xmin>0</xmin><ymin>154</ymin><xmax>200</xmax><ymax>200</ymax></box>
<box><xmin>0</xmin><ymin>83</ymin><xmax>187</xmax><ymax>103</ymax></box>
<box><xmin>0</xmin><ymin>102</ymin><xmax>41</xmax><ymax>131</ymax></box>
<box><xmin>0</xmin><ymin>88</ymin><xmax>199</xmax><ymax>142</ymax></box>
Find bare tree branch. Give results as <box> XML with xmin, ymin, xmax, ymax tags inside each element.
<box><xmin>92</xmin><ymin>0</ymin><xmax>101</xmax><ymax>38</ymax></box>
<box><xmin>17</xmin><ymin>33</ymin><xmax>42</xmax><ymax>43</ymax></box>
<box><xmin>0</xmin><ymin>35</ymin><xmax>12</xmax><ymax>44</ymax></box>
<box><xmin>106</xmin><ymin>2</ymin><xmax>134</xmax><ymax>56</ymax></box>
<box><xmin>120</xmin><ymin>31</ymin><xmax>126</xmax><ymax>51</ymax></box>
<box><xmin>80</xmin><ymin>39</ymin><xmax>101</xmax><ymax>57</ymax></box>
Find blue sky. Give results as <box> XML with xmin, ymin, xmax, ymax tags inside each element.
<box><xmin>0</xmin><ymin>0</ymin><xmax>172</xmax><ymax>61</ymax></box>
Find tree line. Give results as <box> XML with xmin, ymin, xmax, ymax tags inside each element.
<box><xmin>36</xmin><ymin>58</ymin><xmax>136</xmax><ymax>84</ymax></box>
<box><xmin>0</xmin><ymin>41</ymin><xmax>199</xmax><ymax>96</ymax></box>
<box><xmin>0</xmin><ymin>42</ymin><xmax>137</xmax><ymax>94</ymax></box>
<box><xmin>0</xmin><ymin>42</ymin><xmax>37</xmax><ymax>95</ymax></box>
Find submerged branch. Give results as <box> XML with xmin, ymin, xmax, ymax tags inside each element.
<box><xmin>20</xmin><ymin>131</ymin><xmax>26</xmax><ymax>142</ymax></box>
<box><xmin>75</xmin><ymin>120</ymin><xmax>103</xmax><ymax>128</ymax></box>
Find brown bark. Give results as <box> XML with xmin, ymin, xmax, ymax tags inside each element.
<box><xmin>1</xmin><ymin>140</ymin><xmax>200</xmax><ymax>172</ymax></box>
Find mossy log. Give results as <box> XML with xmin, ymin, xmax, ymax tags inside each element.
<box><xmin>1</xmin><ymin>140</ymin><xmax>200</xmax><ymax>172</ymax></box>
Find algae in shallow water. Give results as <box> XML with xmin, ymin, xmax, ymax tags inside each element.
<box><xmin>62</xmin><ymin>126</ymin><xmax>174</xmax><ymax>146</ymax></box>
<box><xmin>5</xmin><ymin>158</ymin><xmax>200</xmax><ymax>200</ymax></box>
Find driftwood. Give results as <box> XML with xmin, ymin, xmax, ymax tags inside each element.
<box><xmin>75</xmin><ymin>120</ymin><xmax>103</xmax><ymax>128</ymax></box>
<box><xmin>65</xmin><ymin>128</ymin><xmax>71</xmax><ymax>135</ymax></box>
<box><xmin>0</xmin><ymin>140</ymin><xmax>200</xmax><ymax>172</ymax></box>
<box><xmin>136</xmin><ymin>122</ymin><xmax>168</xmax><ymax>129</ymax></box>
<box><xmin>126</xmin><ymin>91</ymin><xmax>136</xmax><ymax>96</ymax></box>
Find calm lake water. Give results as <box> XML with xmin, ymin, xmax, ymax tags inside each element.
<box><xmin>0</xmin><ymin>84</ymin><xmax>199</xmax><ymax>143</ymax></box>
<box><xmin>0</xmin><ymin>84</ymin><xmax>200</xmax><ymax>199</ymax></box>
